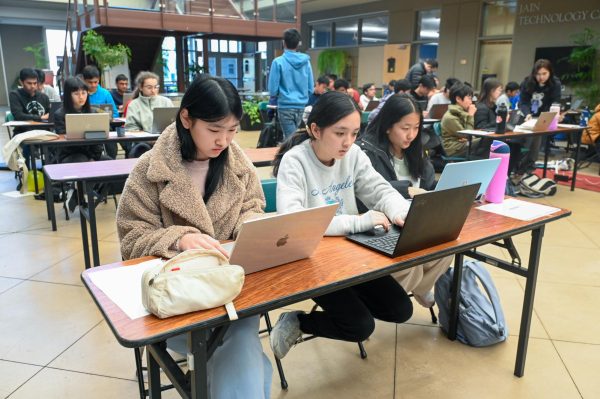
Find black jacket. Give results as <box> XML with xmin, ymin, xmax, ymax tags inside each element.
<box><xmin>405</xmin><ymin>62</ymin><xmax>427</xmax><ymax>88</ymax></box>
<box><xmin>474</xmin><ymin>102</ymin><xmax>496</xmax><ymax>129</ymax></box>
<box><xmin>519</xmin><ymin>76</ymin><xmax>561</xmax><ymax>117</ymax></box>
<box><xmin>355</xmin><ymin>137</ymin><xmax>435</xmax><ymax>212</ymax></box>
<box><xmin>53</xmin><ymin>107</ymin><xmax>104</xmax><ymax>162</ymax></box>
<box><xmin>9</xmin><ymin>88</ymin><xmax>50</xmax><ymax>133</ymax></box>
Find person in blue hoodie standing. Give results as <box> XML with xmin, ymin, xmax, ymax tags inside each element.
<box><xmin>268</xmin><ymin>28</ymin><xmax>314</xmax><ymax>139</ymax></box>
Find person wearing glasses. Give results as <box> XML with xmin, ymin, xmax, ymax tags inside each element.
<box><xmin>125</xmin><ymin>71</ymin><xmax>174</xmax><ymax>132</ymax></box>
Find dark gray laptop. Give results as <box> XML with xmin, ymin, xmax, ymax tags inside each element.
<box><xmin>346</xmin><ymin>184</ymin><xmax>480</xmax><ymax>257</ymax></box>
<box><xmin>151</xmin><ymin>107</ymin><xmax>179</xmax><ymax>134</ymax></box>
<box><xmin>428</xmin><ymin>103</ymin><xmax>449</xmax><ymax>119</ymax></box>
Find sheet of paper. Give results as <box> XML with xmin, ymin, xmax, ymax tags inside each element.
<box><xmin>88</xmin><ymin>258</ymin><xmax>164</xmax><ymax>319</ymax></box>
<box><xmin>460</xmin><ymin>129</ymin><xmax>495</xmax><ymax>135</ymax></box>
<box><xmin>126</xmin><ymin>131</ymin><xmax>160</xmax><ymax>138</ymax></box>
<box><xmin>2</xmin><ymin>121</ymin><xmax>31</xmax><ymax>126</ymax></box>
<box><xmin>557</xmin><ymin>123</ymin><xmax>582</xmax><ymax>129</ymax></box>
<box><xmin>476</xmin><ymin>198</ymin><xmax>560</xmax><ymax>221</ymax></box>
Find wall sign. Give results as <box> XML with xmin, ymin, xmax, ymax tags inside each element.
<box><xmin>518</xmin><ymin>2</ymin><xmax>600</xmax><ymax>26</ymax></box>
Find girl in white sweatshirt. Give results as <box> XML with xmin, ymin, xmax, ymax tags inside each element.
<box><xmin>269</xmin><ymin>91</ymin><xmax>413</xmax><ymax>360</ymax></box>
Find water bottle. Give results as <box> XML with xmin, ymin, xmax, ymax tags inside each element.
<box><xmin>548</xmin><ymin>102</ymin><xmax>561</xmax><ymax>130</ymax></box>
<box><xmin>485</xmin><ymin>140</ymin><xmax>510</xmax><ymax>203</ymax></box>
<box><xmin>580</xmin><ymin>106</ymin><xmax>591</xmax><ymax>127</ymax></box>
<box><xmin>495</xmin><ymin>103</ymin><xmax>507</xmax><ymax>134</ymax></box>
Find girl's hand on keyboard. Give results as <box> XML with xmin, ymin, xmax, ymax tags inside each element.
<box><xmin>368</xmin><ymin>210</ymin><xmax>391</xmax><ymax>231</ymax></box>
<box><xmin>392</xmin><ymin>215</ymin><xmax>405</xmax><ymax>228</ymax></box>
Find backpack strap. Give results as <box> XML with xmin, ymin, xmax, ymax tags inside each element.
<box><xmin>462</xmin><ymin>261</ymin><xmax>507</xmax><ymax>334</ymax></box>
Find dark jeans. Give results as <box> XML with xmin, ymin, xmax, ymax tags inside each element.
<box><xmin>298</xmin><ymin>275</ymin><xmax>413</xmax><ymax>342</ymax></box>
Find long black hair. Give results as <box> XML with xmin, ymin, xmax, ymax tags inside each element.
<box><xmin>63</xmin><ymin>77</ymin><xmax>91</xmax><ymax>113</ymax></box>
<box><xmin>272</xmin><ymin>91</ymin><xmax>360</xmax><ymax>177</ymax></box>
<box><xmin>479</xmin><ymin>77</ymin><xmax>502</xmax><ymax>108</ymax></box>
<box><xmin>524</xmin><ymin>59</ymin><xmax>556</xmax><ymax>93</ymax></box>
<box><xmin>364</xmin><ymin>94</ymin><xmax>424</xmax><ymax>180</ymax></box>
<box><xmin>176</xmin><ymin>74</ymin><xmax>243</xmax><ymax>201</ymax></box>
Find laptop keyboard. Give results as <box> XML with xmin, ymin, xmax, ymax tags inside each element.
<box><xmin>363</xmin><ymin>232</ymin><xmax>401</xmax><ymax>253</ymax></box>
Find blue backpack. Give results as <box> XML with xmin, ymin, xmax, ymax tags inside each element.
<box><xmin>434</xmin><ymin>260</ymin><xmax>508</xmax><ymax>347</ymax></box>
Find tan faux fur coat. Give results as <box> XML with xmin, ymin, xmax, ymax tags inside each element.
<box><xmin>116</xmin><ymin>124</ymin><xmax>265</xmax><ymax>260</ymax></box>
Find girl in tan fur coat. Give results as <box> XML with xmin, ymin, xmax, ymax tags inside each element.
<box><xmin>116</xmin><ymin>75</ymin><xmax>272</xmax><ymax>398</ymax></box>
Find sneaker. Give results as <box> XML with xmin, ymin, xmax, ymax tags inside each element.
<box><xmin>66</xmin><ymin>188</ymin><xmax>79</xmax><ymax>215</ymax></box>
<box><xmin>270</xmin><ymin>311</ymin><xmax>304</xmax><ymax>359</ymax></box>
<box><xmin>413</xmin><ymin>291</ymin><xmax>435</xmax><ymax>308</ymax></box>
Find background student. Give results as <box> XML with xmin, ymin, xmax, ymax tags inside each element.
<box><xmin>359</xmin><ymin>82</ymin><xmax>378</xmax><ymax>110</ymax></box>
<box><xmin>441</xmin><ymin>82</ymin><xmax>478</xmax><ymax>157</ymax></box>
<box><xmin>269</xmin><ymin>91</ymin><xmax>413</xmax><ymax>360</ymax></box>
<box><xmin>36</xmin><ymin>69</ymin><xmax>61</xmax><ymax>102</ymax></box>
<box><xmin>306</xmin><ymin>75</ymin><xmax>330</xmax><ymax>106</ymax></box>
<box><xmin>124</xmin><ymin>71</ymin><xmax>174</xmax><ymax>132</ymax></box>
<box><xmin>426</xmin><ymin>77</ymin><xmax>459</xmax><ymax>113</ymax></box>
<box><xmin>54</xmin><ymin>77</ymin><xmax>113</xmax><ymax>214</ymax></box>
<box><xmin>516</xmin><ymin>59</ymin><xmax>562</xmax><ymax>176</ymax></box>
<box><xmin>367</xmin><ymin>78</ymin><xmax>412</xmax><ymax>124</ymax></box>
<box><xmin>116</xmin><ymin>75</ymin><xmax>272</xmax><ymax>398</ymax></box>
<box><xmin>357</xmin><ymin>94</ymin><xmax>451</xmax><ymax>307</ymax></box>
<box><xmin>496</xmin><ymin>81</ymin><xmax>520</xmax><ymax>110</ymax></box>
<box><xmin>405</xmin><ymin>58</ymin><xmax>438</xmax><ymax>88</ymax></box>
<box><xmin>268</xmin><ymin>28</ymin><xmax>314</xmax><ymax>139</ymax></box>
<box><xmin>110</xmin><ymin>73</ymin><xmax>129</xmax><ymax>111</ymax></box>
<box><xmin>81</xmin><ymin>65</ymin><xmax>118</xmax><ymax>118</ymax></box>
<box><xmin>475</xmin><ymin>78</ymin><xmax>503</xmax><ymax>130</ymax></box>
<box><xmin>409</xmin><ymin>75</ymin><xmax>436</xmax><ymax>115</ymax></box>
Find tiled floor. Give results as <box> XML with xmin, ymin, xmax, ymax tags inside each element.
<box><xmin>1</xmin><ymin>120</ymin><xmax>599</xmax><ymax>398</ymax></box>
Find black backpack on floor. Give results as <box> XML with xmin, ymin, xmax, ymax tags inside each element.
<box><xmin>257</xmin><ymin>122</ymin><xmax>283</xmax><ymax>148</ymax></box>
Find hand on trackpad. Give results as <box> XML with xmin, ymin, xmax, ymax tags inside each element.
<box><xmin>366</xmin><ymin>225</ymin><xmax>387</xmax><ymax>236</ymax></box>
<box><xmin>221</xmin><ymin>242</ymin><xmax>235</xmax><ymax>256</ymax></box>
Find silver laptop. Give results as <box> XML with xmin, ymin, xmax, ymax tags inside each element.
<box><xmin>518</xmin><ymin>111</ymin><xmax>557</xmax><ymax>132</ymax></box>
<box><xmin>65</xmin><ymin>113</ymin><xmax>110</xmax><ymax>140</ymax></box>
<box><xmin>222</xmin><ymin>203</ymin><xmax>338</xmax><ymax>274</ymax></box>
<box><xmin>151</xmin><ymin>107</ymin><xmax>179</xmax><ymax>134</ymax></box>
<box><xmin>435</xmin><ymin>158</ymin><xmax>501</xmax><ymax>197</ymax></box>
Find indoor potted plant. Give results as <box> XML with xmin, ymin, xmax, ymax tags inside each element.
<box><xmin>81</xmin><ymin>30</ymin><xmax>132</xmax><ymax>87</ymax></box>
<box><xmin>241</xmin><ymin>100</ymin><xmax>263</xmax><ymax>131</ymax></box>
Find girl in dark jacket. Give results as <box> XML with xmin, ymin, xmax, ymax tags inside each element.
<box><xmin>475</xmin><ymin>78</ymin><xmax>503</xmax><ymax>130</ymax></box>
<box><xmin>356</xmin><ymin>93</ymin><xmax>451</xmax><ymax>308</ymax></box>
<box><xmin>515</xmin><ymin>59</ymin><xmax>562</xmax><ymax>175</ymax></box>
<box><xmin>53</xmin><ymin>77</ymin><xmax>108</xmax><ymax>163</ymax></box>
<box><xmin>357</xmin><ymin>94</ymin><xmax>435</xmax><ymax>199</ymax></box>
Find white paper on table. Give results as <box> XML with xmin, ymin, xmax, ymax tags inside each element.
<box><xmin>476</xmin><ymin>198</ymin><xmax>560</xmax><ymax>221</ymax></box>
<box><xmin>460</xmin><ymin>129</ymin><xmax>495</xmax><ymax>135</ymax></box>
<box><xmin>2</xmin><ymin>121</ymin><xmax>31</xmax><ymax>126</ymax></box>
<box><xmin>557</xmin><ymin>123</ymin><xmax>582</xmax><ymax>129</ymax></box>
<box><xmin>126</xmin><ymin>131</ymin><xmax>159</xmax><ymax>137</ymax></box>
<box><xmin>88</xmin><ymin>258</ymin><xmax>164</xmax><ymax>319</ymax></box>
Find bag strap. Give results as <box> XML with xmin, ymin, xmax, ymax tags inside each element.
<box><xmin>462</xmin><ymin>261</ymin><xmax>506</xmax><ymax>330</ymax></box>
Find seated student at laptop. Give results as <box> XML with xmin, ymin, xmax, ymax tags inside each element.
<box><xmin>409</xmin><ymin>75</ymin><xmax>436</xmax><ymax>117</ymax></box>
<box><xmin>116</xmin><ymin>75</ymin><xmax>272</xmax><ymax>399</ymax></box>
<box><xmin>496</xmin><ymin>81</ymin><xmax>520</xmax><ymax>110</ymax></box>
<box><xmin>270</xmin><ymin>91</ymin><xmax>413</xmax><ymax>360</ymax></box>
<box><xmin>357</xmin><ymin>94</ymin><xmax>451</xmax><ymax>308</ymax></box>
<box><xmin>426</xmin><ymin>77</ymin><xmax>459</xmax><ymax>114</ymax></box>
<box><xmin>54</xmin><ymin>77</ymin><xmax>113</xmax><ymax>214</ymax></box>
<box><xmin>441</xmin><ymin>82</ymin><xmax>482</xmax><ymax>157</ymax></box>
<box><xmin>125</xmin><ymin>71</ymin><xmax>174</xmax><ymax>132</ymax></box>
<box><xmin>82</xmin><ymin>65</ymin><xmax>118</xmax><ymax>118</ymax></box>
<box><xmin>359</xmin><ymin>82</ymin><xmax>379</xmax><ymax>110</ymax></box>
<box><xmin>367</xmin><ymin>79</ymin><xmax>412</xmax><ymax>124</ymax></box>
<box><xmin>475</xmin><ymin>78</ymin><xmax>503</xmax><ymax>131</ymax></box>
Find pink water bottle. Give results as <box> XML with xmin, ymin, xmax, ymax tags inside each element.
<box><xmin>548</xmin><ymin>103</ymin><xmax>561</xmax><ymax>130</ymax></box>
<box><xmin>485</xmin><ymin>140</ymin><xmax>510</xmax><ymax>203</ymax></box>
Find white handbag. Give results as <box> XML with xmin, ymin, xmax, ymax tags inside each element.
<box><xmin>141</xmin><ymin>249</ymin><xmax>244</xmax><ymax>319</ymax></box>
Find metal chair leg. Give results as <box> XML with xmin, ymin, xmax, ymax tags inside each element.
<box><xmin>134</xmin><ymin>347</ymin><xmax>146</xmax><ymax>399</ymax></box>
<box><xmin>263</xmin><ymin>312</ymin><xmax>289</xmax><ymax>390</ymax></box>
<box><xmin>429</xmin><ymin>305</ymin><xmax>438</xmax><ymax>324</ymax></box>
<box><xmin>357</xmin><ymin>341</ymin><xmax>368</xmax><ymax>359</ymax></box>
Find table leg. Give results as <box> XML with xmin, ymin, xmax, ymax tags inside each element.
<box><xmin>146</xmin><ymin>344</ymin><xmax>162</xmax><ymax>399</ymax></box>
<box><xmin>86</xmin><ymin>183</ymin><xmax>101</xmax><ymax>267</ymax></box>
<box><xmin>514</xmin><ymin>225</ymin><xmax>544</xmax><ymax>377</ymax></box>
<box><xmin>570</xmin><ymin>129</ymin><xmax>582</xmax><ymax>191</ymax></box>
<box><xmin>189</xmin><ymin>329</ymin><xmax>210</xmax><ymax>399</ymax></box>
<box><xmin>543</xmin><ymin>135</ymin><xmax>550</xmax><ymax>178</ymax></box>
<box><xmin>447</xmin><ymin>253</ymin><xmax>464</xmax><ymax>340</ymax></box>
<box><xmin>77</xmin><ymin>181</ymin><xmax>91</xmax><ymax>269</ymax></box>
<box><xmin>43</xmin><ymin>170</ymin><xmax>56</xmax><ymax>230</ymax></box>
<box><xmin>30</xmin><ymin>145</ymin><xmax>40</xmax><ymax>194</ymax></box>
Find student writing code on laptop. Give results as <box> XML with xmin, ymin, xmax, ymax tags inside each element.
<box><xmin>116</xmin><ymin>75</ymin><xmax>273</xmax><ymax>397</ymax></box>
<box><xmin>269</xmin><ymin>91</ymin><xmax>413</xmax><ymax>361</ymax></box>
<box><xmin>124</xmin><ymin>71</ymin><xmax>174</xmax><ymax>133</ymax></box>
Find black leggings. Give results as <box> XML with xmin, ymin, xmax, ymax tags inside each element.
<box><xmin>298</xmin><ymin>275</ymin><xmax>413</xmax><ymax>342</ymax></box>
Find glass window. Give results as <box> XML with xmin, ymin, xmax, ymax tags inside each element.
<box><xmin>229</xmin><ymin>40</ymin><xmax>239</xmax><ymax>53</ymax></box>
<box><xmin>258</xmin><ymin>0</ymin><xmax>274</xmax><ymax>21</ymax></box>
<box><xmin>416</xmin><ymin>9</ymin><xmax>440</xmax><ymax>40</ymax></box>
<box><xmin>195</xmin><ymin>38</ymin><xmax>203</xmax><ymax>52</ymax></box>
<box><xmin>219</xmin><ymin>40</ymin><xmax>228</xmax><ymax>53</ymax></box>
<box><xmin>210</xmin><ymin>39</ymin><xmax>219</xmax><ymax>52</ymax></box>
<box><xmin>335</xmin><ymin>20</ymin><xmax>358</xmax><ymax>47</ymax></box>
<box><xmin>478</xmin><ymin>40</ymin><xmax>512</xmax><ymax>90</ymax></box>
<box><xmin>258</xmin><ymin>41</ymin><xmax>267</xmax><ymax>60</ymax></box>
<box><xmin>276</xmin><ymin>0</ymin><xmax>295</xmax><ymax>22</ymax></box>
<box><xmin>482</xmin><ymin>1</ymin><xmax>517</xmax><ymax>36</ymax></box>
<box><xmin>310</xmin><ymin>23</ymin><xmax>331</xmax><ymax>48</ymax></box>
<box><xmin>361</xmin><ymin>15</ymin><xmax>388</xmax><ymax>44</ymax></box>
<box><xmin>242</xmin><ymin>0</ymin><xmax>255</xmax><ymax>20</ymax></box>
